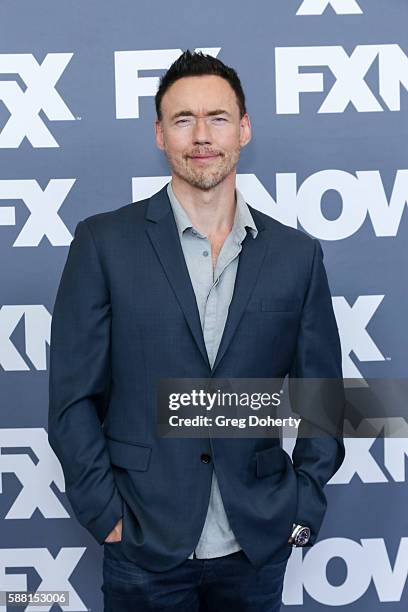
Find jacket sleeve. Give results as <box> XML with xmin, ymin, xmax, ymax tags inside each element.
<box><xmin>289</xmin><ymin>238</ymin><xmax>345</xmax><ymax>545</ymax></box>
<box><xmin>48</xmin><ymin>219</ymin><xmax>123</xmax><ymax>544</ymax></box>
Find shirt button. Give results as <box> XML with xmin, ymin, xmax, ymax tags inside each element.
<box><xmin>191</xmin><ymin>229</ymin><xmax>197</xmax><ymax>235</ymax></box>
<box><xmin>203</xmin><ymin>250</ymin><xmax>209</xmax><ymax>257</ymax></box>
<box><xmin>200</xmin><ymin>453</ymin><xmax>211</xmax><ymax>464</ymax></box>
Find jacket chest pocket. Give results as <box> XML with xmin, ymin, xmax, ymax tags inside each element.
<box><xmin>260</xmin><ymin>299</ymin><xmax>299</xmax><ymax>313</ymax></box>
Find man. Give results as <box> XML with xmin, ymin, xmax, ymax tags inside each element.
<box><xmin>48</xmin><ymin>51</ymin><xmax>345</xmax><ymax>611</ymax></box>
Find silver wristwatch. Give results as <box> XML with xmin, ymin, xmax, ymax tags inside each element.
<box><xmin>289</xmin><ymin>523</ymin><xmax>311</xmax><ymax>547</ymax></box>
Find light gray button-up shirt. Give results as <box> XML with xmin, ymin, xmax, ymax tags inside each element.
<box><xmin>166</xmin><ymin>181</ymin><xmax>258</xmax><ymax>559</ymax></box>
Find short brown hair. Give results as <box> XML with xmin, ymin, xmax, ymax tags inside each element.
<box><xmin>155</xmin><ymin>50</ymin><xmax>247</xmax><ymax>120</ymax></box>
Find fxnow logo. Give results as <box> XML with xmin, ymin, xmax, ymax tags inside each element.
<box><xmin>132</xmin><ymin>170</ymin><xmax>408</xmax><ymax>241</ymax></box>
<box><xmin>283</xmin><ymin>537</ymin><xmax>408</xmax><ymax>605</ymax></box>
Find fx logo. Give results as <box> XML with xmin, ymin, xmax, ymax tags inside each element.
<box><xmin>115</xmin><ymin>47</ymin><xmax>221</xmax><ymax>119</ymax></box>
<box><xmin>275</xmin><ymin>44</ymin><xmax>408</xmax><ymax>113</ymax></box>
<box><xmin>283</xmin><ymin>538</ymin><xmax>408</xmax><ymax>605</ymax></box>
<box><xmin>0</xmin><ymin>548</ymin><xmax>86</xmax><ymax>611</ymax></box>
<box><xmin>296</xmin><ymin>0</ymin><xmax>363</xmax><ymax>15</ymax></box>
<box><xmin>0</xmin><ymin>305</ymin><xmax>51</xmax><ymax>371</ymax></box>
<box><xmin>0</xmin><ymin>428</ymin><xmax>67</xmax><ymax>519</ymax></box>
<box><xmin>0</xmin><ymin>179</ymin><xmax>75</xmax><ymax>246</ymax></box>
<box><xmin>0</xmin><ymin>54</ymin><xmax>75</xmax><ymax>148</ymax></box>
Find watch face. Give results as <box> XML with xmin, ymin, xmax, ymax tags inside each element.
<box><xmin>295</xmin><ymin>527</ymin><xmax>310</xmax><ymax>546</ymax></box>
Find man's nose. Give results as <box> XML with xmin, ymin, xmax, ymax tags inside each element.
<box><xmin>192</xmin><ymin>117</ymin><xmax>211</xmax><ymax>144</ymax></box>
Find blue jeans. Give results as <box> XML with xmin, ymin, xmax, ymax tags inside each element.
<box><xmin>102</xmin><ymin>542</ymin><xmax>288</xmax><ymax>611</ymax></box>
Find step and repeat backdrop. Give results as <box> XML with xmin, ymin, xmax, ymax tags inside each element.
<box><xmin>1</xmin><ymin>0</ymin><xmax>407</xmax><ymax>610</ymax></box>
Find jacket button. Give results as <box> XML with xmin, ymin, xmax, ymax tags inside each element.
<box><xmin>201</xmin><ymin>453</ymin><xmax>211</xmax><ymax>464</ymax></box>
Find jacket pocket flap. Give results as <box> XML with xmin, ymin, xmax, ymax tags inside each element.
<box><xmin>256</xmin><ymin>446</ymin><xmax>288</xmax><ymax>478</ymax></box>
<box><xmin>106</xmin><ymin>437</ymin><xmax>152</xmax><ymax>471</ymax></box>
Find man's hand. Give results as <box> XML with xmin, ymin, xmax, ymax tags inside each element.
<box><xmin>104</xmin><ymin>518</ymin><xmax>123</xmax><ymax>543</ymax></box>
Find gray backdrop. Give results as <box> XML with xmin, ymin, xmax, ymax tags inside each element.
<box><xmin>0</xmin><ymin>0</ymin><xmax>407</xmax><ymax>609</ymax></box>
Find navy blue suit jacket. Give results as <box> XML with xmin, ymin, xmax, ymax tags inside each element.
<box><xmin>48</xmin><ymin>184</ymin><xmax>345</xmax><ymax>571</ymax></box>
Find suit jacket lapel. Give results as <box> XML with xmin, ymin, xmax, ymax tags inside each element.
<box><xmin>211</xmin><ymin>210</ymin><xmax>267</xmax><ymax>374</ymax></box>
<box><xmin>145</xmin><ymin>186</ymin><xmax>211</xmax><ymax>369</ymax></box>
<box><xmin>144</xmin><ymin>186</ymin><xmax>267</xmax><ymax>375</ymax></box>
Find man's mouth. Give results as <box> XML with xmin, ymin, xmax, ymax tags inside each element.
<box><xmin>189</xmin><ymin>153</ymin><xmax>221</xmax><ymax>161</ymax></box>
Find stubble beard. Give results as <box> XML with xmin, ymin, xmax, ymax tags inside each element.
<box><xmin>164</xmin><ymin>146</ymin><xmax>241</xmax><ymax>191</ymax></box>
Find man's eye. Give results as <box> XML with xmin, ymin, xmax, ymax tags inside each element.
<box><xmin>175</xmin><ymin>119</ymin><xmax>190</xmax><ymax>125</ymax></box>
<box><xmin>212</xmin><ymin>117</ymin><xmax>227</xmax><ymax>122</ymax></box>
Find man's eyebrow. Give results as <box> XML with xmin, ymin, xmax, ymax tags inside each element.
<box><xmin>170</xmin><ymin>109</ymin><xmax>231</xmax><ymax>120</ymax></box>
<box><xmin>206</xmin><ymin>109</ymin><xmax>231</xmax><ymax>117</ymax></box>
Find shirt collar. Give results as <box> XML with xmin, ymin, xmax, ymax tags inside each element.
<box><xmin>166</xmin><ymin>181</ymin><xmax>258</xmax><ymax>243</ymax></box>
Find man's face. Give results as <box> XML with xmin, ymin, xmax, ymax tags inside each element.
<box><xmin>155</xmin><ymin>75</ymin><xmax>251</xmax><ymax>190</ymax></box>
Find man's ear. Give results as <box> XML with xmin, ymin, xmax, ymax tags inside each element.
<box><xmin>239</xmin><ymin>113</ymin><xmax>252</xmax><ymax>148</ymax></box>
<box><xmin>155</xmin><ymin>119</ymin><xmax>165</xmax><ymax>151</ymax></box>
